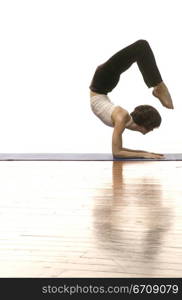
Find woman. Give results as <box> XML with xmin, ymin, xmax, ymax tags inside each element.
<box><xmin>89</xmin><ymin>39</ymin><xmax>174</xmax><ymax>159</ymax></box>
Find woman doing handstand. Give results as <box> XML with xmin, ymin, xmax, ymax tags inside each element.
<box><xmin>89</xmin><ymin>39</ymin><xmax>174</xmax><ymax>159</ymax></box>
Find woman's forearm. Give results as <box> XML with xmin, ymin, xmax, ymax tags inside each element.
<box><xmin>122</xmin><ymin>147</ymin><xmax>148</xmax><ymax>153</ymax></box>
<box><xmin>113</xmin><ymin>149</ymin><xmax>147</xmax><ymax>158</ymax></box>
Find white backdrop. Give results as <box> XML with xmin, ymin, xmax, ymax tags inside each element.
<box><xmin>0</xmin><ymin>0</ymin><xmax>181</xmax><ymax>153</ymax></box>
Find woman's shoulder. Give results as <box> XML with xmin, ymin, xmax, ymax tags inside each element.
<box><xmin>111</xmin><ymin>106</ymin><xmax>130</xmax><ymax>125</ymax></box>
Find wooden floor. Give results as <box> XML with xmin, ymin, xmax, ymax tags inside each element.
<box><xmin>0</xmin><ymin>160</ymin><xmax>182</xmax><ymax>278</ymax></box>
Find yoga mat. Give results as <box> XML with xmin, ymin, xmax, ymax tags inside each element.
<box><xmin>0</xmin><ymin>153</ymin><xmax>182</xmax><ymax>161</ymax></box>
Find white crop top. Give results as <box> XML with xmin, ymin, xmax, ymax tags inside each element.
<box><xmin>90</xmin><ymin>94</ymin><xmax>116</xmax><ymax>127</ymax></box>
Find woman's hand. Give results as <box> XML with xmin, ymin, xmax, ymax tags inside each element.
<box><xmin>143</xmin><ymin>152</ymin><xmax>164</xmax><ymax>159</ymax></box>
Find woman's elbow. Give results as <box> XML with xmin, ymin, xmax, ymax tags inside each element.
<box><xmin>112</xmin><ymin>150</ymin><xmax>121</xmax><ymax>158</ymax></box>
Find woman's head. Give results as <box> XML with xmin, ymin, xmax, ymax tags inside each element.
<box><xmin>130</xmin><ymin>105</ymin><xmax>162</xmax><ymax>131</ymax></box>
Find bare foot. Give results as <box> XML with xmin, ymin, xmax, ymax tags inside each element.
<box><xmin>152</xmin><ymin>82</ymin><xmax>174</xmax><ymax>109</ymax></box>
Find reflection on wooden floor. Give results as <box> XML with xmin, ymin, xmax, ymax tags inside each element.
<box><xmin>0</xmin><ymin>161</ymin><xmax>182</xmax><ymax>277</ymax></box>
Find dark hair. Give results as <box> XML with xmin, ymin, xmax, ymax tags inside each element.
<box><xmin>130</xmin><ymin>105</ymin><xmax>162</xmax><ymax>130</ymax></box>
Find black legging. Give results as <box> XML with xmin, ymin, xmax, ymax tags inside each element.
<box><xmin>89</xmin><ymin>39</ymin><xmax>163</xmax><ymax>95</ymax></box>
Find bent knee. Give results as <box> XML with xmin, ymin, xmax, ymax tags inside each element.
<box><xmin>136</xmin><ymin>39</ymin><xmax>150</xmax><ymax>48</ymax></box>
